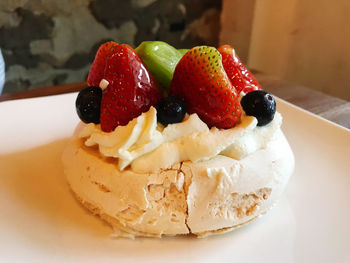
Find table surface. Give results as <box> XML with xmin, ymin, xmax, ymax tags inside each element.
<box><xmin>0</xmin><ymin>74</ymin><xmax>349</xmax><ymax>129</ymax></box>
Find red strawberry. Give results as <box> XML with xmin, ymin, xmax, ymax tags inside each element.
<box><xmin>170</xmin><ymin>46</ymin><xmax>241</xmax><ymax>129</ymax></box>
<box><xmin>100</xmin><ymin>44</ymin><xmax>162</xmax><ymax>132</ymax></box>
<box><xmin>87</xmin><ymin>41</ymin><xmax>119</xmax><ymax>87</ymax></box>
<box><xmin>217</xmin><ymin>45</ymin><xmax>260</xmax><ymax>94</ymax></box>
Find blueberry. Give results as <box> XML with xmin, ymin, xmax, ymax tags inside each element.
<box><xmin>76</xmin><ymin>86</ymin><xmax>102</xmax><ymax>124</ymax></box>
<box><xmin>156</xmin><ymin>96</ymin><xmax>187</xmax><ymax>126</ymax></box>
<box><xmin>240</xmin><ymin>90</ymin><xmax>276</xmax><ymax>126</ymax></box>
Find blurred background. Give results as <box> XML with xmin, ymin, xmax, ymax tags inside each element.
<box><xmin>0</xmin><ymin>0</ymin><xmax>349</xmax><ymax>101</ymax></box>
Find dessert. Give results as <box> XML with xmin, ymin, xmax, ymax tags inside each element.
<box><xmin>62</xmin><ymin>41</ymin><xmax>294</xmax><ymax>238</ymax></box>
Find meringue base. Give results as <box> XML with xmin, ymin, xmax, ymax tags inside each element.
<box><xmin>62</xmin><ymin>127</ymin><xmax>294</xmax><ymax>238</ymax></box>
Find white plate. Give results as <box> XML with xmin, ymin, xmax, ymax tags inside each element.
<box><xmin>0</xmin><ymin>93</ymin><xmax>349</xmax><ymax>263</ymax></box>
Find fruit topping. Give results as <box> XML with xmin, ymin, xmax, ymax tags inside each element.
<box><xmin>178</xmin><ymin>49</ymin><xmax>189</xmax><ymax>56</ymax></box>
<box><xmin>135</xmin><ymin>41</ymin><xmax>184</xmax><ymax>94</ymax></box>
<box><xmin>240</xmin><ymin>90</ymin><xmax>276</xmax><ymax>126</ymax></box>
<box><xmin>99</xmin><ymin>44</ymin><xmax>162</xmax><ymax>132</ymax></box>
<box><xmin>76</xmin><ymin>86</ymin><xmax>102</xmax><ymax>124</ymax></box>
<box><xmin>218</xmin><ymin>45</ymin><xmax>260</xmax><ymax>94</ymax></box>
<box><xmin>87</xmin><ymin>41</ymin><xmax>119</xmax><ymax>87</ymax></box>
<box><xmin>156</xmin><ymin>96</ymin><xmax>187</xmax><ymax>126</ymax></box>
<box><xmin>170</xmin><ymin>46</ymin><xmax>242</xmax><ymax>129</ymax></box>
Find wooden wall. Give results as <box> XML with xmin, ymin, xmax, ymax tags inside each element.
<box><xmin>220</xmin><ymin>0</ymin><xmax>350</xmax><ymax>101</ymax></box>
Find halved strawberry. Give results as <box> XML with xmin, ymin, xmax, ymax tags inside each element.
<box><xmin>218</xmin><ymin>45</ymin><xmax>260</xmax><ymax>94</ymax></box>
<box><xmin>170</xmin><ymin>46</ymin><xmax>241</xmax><ymax>129</ymax></box>
<box><xmin>87</xmin><ymin>41</ymin><xmax>119</xmax><ymax>87</ymax></box>
<box><xmin>100</xmin><ymin>44</ymin><xmax>162</xmax><ymax>132</ymax></box>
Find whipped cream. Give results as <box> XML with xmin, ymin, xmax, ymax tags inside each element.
<box><xmin>79</xmin><ymin>107</ymin><xmax>282</xmax><ymax>173</ymax></box>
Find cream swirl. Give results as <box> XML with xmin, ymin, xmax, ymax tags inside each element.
<box><xmin>79</xmin><ymin>107</ymin><xmax>282</xmax><ymax>173</ymax></box>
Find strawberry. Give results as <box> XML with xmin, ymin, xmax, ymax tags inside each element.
<box><xmin>170</xmin><ymin>46</ymin><xmax>241</xmax><ymax>129</ymax></box>
<box><xmin>217</xmin><ymin>45</ymin><xmax>260</xmax><ymax>94</ymax></box>
<box><xmin>99</xmin><ymin>44</ymin><xmax>162</xmax><ymax>132</ymax></box>
<box><xmin>87</xmin><ymin>41</ymin><xmax>119</xmax><ymax>87</ymax></box>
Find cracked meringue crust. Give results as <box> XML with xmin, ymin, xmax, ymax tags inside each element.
<box><xmin>62</xmin><ymin>119</ymin><xmax>294</xmax><ymax>238</ymax></box>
